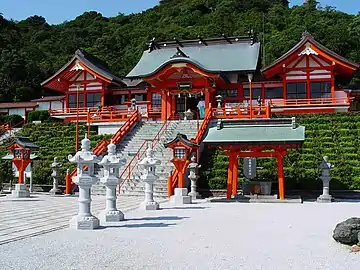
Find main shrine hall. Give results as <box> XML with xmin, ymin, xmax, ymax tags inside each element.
<box><xmin>42</xmin><ymin>32</ymin><xmax>359</xmax><ymax>120</ymax></box>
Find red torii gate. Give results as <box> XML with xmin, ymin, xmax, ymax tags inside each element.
<box><xmin>203</xmin><ymin>118</ymin><xmax>305</xmax><ymax>200</ymax></box>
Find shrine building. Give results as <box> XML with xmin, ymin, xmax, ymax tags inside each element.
<box><xmin>41</xmin><ymin>32</ymin><xmax>359</xmax><ymax>121</ymax></box>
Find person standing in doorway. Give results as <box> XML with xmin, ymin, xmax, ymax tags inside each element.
<box><xmin>197</xmin><ymin>98</ymin><xmax>205</xmax><ymax>119</ymax></box>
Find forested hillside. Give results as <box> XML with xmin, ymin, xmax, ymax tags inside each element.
<box><xmin>0</xmin><ymin>0</ymin><xmax>359</xmax><ymax>102</ymax></box>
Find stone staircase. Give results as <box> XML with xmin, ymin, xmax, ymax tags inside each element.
<box><xmin>91</xmin><ymin>120</ymin><xmax>202</xmax><ymax>198</ymax></box>
<box><xmin>0</xmin><ymin>128</ymin><xmax>22</xmax><ymax>145</ymax></box>
<box><xmin>119</xmin><ymin>120</ymin><xmax>202</xmax><ymax>199</ymax></box>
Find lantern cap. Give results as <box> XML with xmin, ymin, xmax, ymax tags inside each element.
<box><xmin>163</xmin><ymin>133</ymin><xmax>199</xmax><ymax>149</ymax></box>
<box><xmin>6</xmin><ymin>136</ymin><xmax>39</xmax><ymax>150</ymax></box>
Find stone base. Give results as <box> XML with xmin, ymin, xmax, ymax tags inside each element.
<box><xmin>170</xmin><ymin>188</ymin><xmax>192</xmax><ymax>205</ymax></box>
<box><xmin>49</xmin><ymin>188</ymin><xmax>62</xmax><ymax>195</ymax></box>
<box><xmin>140</xmin><ymin>201</ymin><xmax>159</xmax><ymax>211</ymax></box>
<box><xmin>188</xmin><ymin>191</ymin><xmax>201</xmax><ymax>200</ymax></box>
<box><xmin>11</xmin><ymin>184</ymin><xmax>30</xmax><ymax>198</ymax></box>
<box><xmin>317</xmin><ymin>194</ymin><xmax>333</xmax><ymax>203</ymax></box>
<box><xmin>69</xmin><ymin>215</ymin><xmax>100</xmax><ymax>230</ymax></box>
<box><xmin>99</xmin><ymin>210</ymin><xmax>124</xmax><ymax>222</ymax></box>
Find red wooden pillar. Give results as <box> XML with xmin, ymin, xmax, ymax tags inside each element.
<box><xmin>161</xmin><ymin>91</ymin><xmax>167</xmax><ymax>120</ymax></box>
<box><xmin>226</xmin><ymin>152</ymin><xmax>234</xmax><ymax>199</ymax></box>
<box><xmin>205</xmin><ymin>89</ymin><xmax>211</xmax><ymax>109</ymax></box>
<box><xmin>18</xmin><ymin>167</ymin><xmax>25</xmax><ymax>184</ymax></box>
<box><xmin>171</xmin><ymin>94</ymin><xmax>176</xmax><ymax>116</ymax></box>
<box><xmin>166</xmin><ymin>93</ymin><xmax>172</xmax><ymax>119</ymax></box>
<box><xmin>232</xmin><ymin>154</ymin><xmax>238</xmax><ymax>197</ymax></box>
<box><xmin>178</xmin><ymin>171</ymin><xmax>184</xmax><ymax>188</ymax></box>
<box><xmin>277</xmin><ymin>154</ymin><xmax>285</xmax><ymax>200</ymax></box>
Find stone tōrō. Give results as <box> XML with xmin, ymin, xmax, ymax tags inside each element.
<box><xmin>333</xmin><ymin>217</ymin><xmax>360</xmax><ymax>245</ymax></box>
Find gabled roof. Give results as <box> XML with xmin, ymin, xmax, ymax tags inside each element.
<box><xmin>127</xmin><ymin>36</ymin><xmax>260</xmax><ymax>78</ymax></box>
<box><xmin>164</xmin><ymin>133</ymin><xmax>199</xmax><ymax>149</ymax></box>
<box><xmin>7</xmin><ymin>137</ymin><xmax>39</xmax><ymax>150</ymax></box>
<box><xmin>203</xmin><ymin>118</ymin><xmax>305</xmax><ymax>146</ymax></box>
<box><xmin>31</xmin><ymin>96</ymin><xmax>65</xmax><ymax>102</ymax></box>
<box><xmin>41</xmin><ymin>49</ymin><xmax>125</xmax><ymax>89</ymax></box>
<box><xmin>262</xmin><ymin>31</ymin><xmax>359</xmax><ymax>78</ymax></box>
<box><xmin>0</xmin><ymin>102</ymin><xmax>38</xmax><ymax>109</ymax></box>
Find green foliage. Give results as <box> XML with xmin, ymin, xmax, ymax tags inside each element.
<box><xmin>200</xmin><ymin>112</ymin><xmax>360</xmax><ymax>190</ymax></box>
<box><xmin>27</xmin><ymin>110</ymin><xmax>50</xmax><ymax>123</ymax></box>
<box><xmin>0</xmin><ymin>0</ymin><xmax>359</xmax><ymax>102</ymax></box>
<box><xmin>0</xmin><ymin>122</ymin><xmax>110</xmax><ymax>185</ymax></box>
<box><xmin>0</xmin><ymin>114</ymin><xmax>24</xmax><ymax>125</ymax></box>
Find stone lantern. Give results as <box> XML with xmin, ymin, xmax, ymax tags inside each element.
<box><xmin>98</xmin><ymin>140</ymin><xmax>126</xmax><ymax>221</ymax></box>
<box><xmin>50</xmin><ymin>157</ymin><xmax>62</xmax><ymax>195</ymax></box>
<box><xmin>216</xmin><ymin>95</ymin><xmax>223</xmax><ymax>109</ymax></box>
<box><xmin>138</xmin><ymin>146</ymin><xmax>161</xmax><ymax>210</ymax></box>
<box><xmin>188</xmin><ymin>155</ymin><xmax>201</xmax><ymax>200</ymax></box>
<box><xmin>164</xmin><ymin>133</ymin><xmax>199</xmax><ymax>205</ymax></box>
<box><xmin>317</xmin><ymin>156</ymin><xmax>334</xmax><ymax>203</ymax></box>
<box><xmin>68</xmin><ymin>134</ymin><xmax>100</xmax><ymax>230</ymax></box>
<box><xmin>130</xmin><ymin>98</ymin><xmax>137</xmax><ymax>111</ymax></box>
<box><xmin>5</xmin><ymin>137</ymin><xmax>39</xmax><ymax>198</ymax></box>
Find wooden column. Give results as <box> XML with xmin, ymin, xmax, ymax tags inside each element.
<box><xmin>226</xmin><ymin>152</ymin><xmax>234</xmax><ymax>199</ymax></box>
<box><xmin>18</xmin><ymin>167</ymin><xmax>25</xmax><ymax>184</ymax></box>
<box><xmin>166</xmin><ymin>93</ymin><xmax>172</xmax><ymax>119</ymax></box>
<box><xmin>178</xmin><ymin>171</ymin><xmax>184</xmax><ymax>188</ymax></box>
<box><xmin>232</xmin><ymin>154</ymin><xmax>238</xmax><ymax>197</ymax></box>
<box><xmin>277</xmin><ymin>154</ymin><xmax>285</xmax><ymax>200</ymax></box>
<box><xmin>161</xmin><ymin>91</ymin><xmax>167</xmax><ymax>120</ymax></box>
<box><xmin>205</xmin><ymin>89</ymin><xmax>211</xmax><ymax>109</ymax></box>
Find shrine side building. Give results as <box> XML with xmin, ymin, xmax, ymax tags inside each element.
<box><xmin>41</xmin><ymin>32</ymin><xmax>359</xmax><ymax>121</ymax></box>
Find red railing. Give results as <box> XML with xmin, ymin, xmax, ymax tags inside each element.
<box><xmin>0</xmin><ymin>121</ymin><xmax>12</xmax><ymax>136</ymax></box>
<box><xmin>67</xmin><ymin>110</ymin><xmax>140</xmax><ymax>189</ymax></box>
<box><xmin>117</xmin><ymin>117</ymin><xmax>172</xmax><ymax>193</ymax></box>
<box><xmin>211</xmin><ymin>104</ymin><xmax>271</xmax><ymax>119</ymax></box>
<box><xmin>167</xmin><ymin>108</ymin><xmax>213</xmax><ymax>197</ymax></box>
<box><xmin>270</xmin><ymin>97</ymin><xmax>350</xmax><ymax>107</ymax></box>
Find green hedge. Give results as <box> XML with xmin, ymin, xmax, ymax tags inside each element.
<box><xmin>199</xmin><ymin>112</ymin><xmax>360</xmax><ymax>191</ymax></box>
<box><xmin>0</xmin><ymin>122</ymin><xmax>112</xmax><ymax>185</ymax></box>
<box><xmin>27</xmin><ymin>110</ymin><xmax>50</xmax><ymax>123</ymax></box>
<box><xmin>0</xmin><ymin>114</ymin><xmax>24</xmax><ymax>126</ymax></box>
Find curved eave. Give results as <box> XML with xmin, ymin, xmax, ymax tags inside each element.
<box><xmin>129</xmin><ymin>57</ymin><xmax>227</xmax><ymax>80</ymax></box>
<box><xmin>261</xmin><ymin>35</ymin><xmax>359</xmax><ymax>78</ymax></box>
<box><xmin>41</xmin><ymin>55</ymin><xmax>125</xmax><ymax>90</ymax></box>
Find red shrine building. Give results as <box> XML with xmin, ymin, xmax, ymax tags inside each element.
<box><xmin>42</xmin><ymin>32</ymin><xmax>359</xmax><ymax>121</ymax></box>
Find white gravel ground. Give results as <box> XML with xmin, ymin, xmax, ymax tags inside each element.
<box><xmin>0</xmin><ymin>200</ymin><xmax>359</xmax><ymax>270</ymax></box>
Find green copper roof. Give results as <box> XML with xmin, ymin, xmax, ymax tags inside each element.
<box><xmin>203</xmin><ymin>118</ymin><xmax>305</xmax><ymax>145</ymax></box>
<box><xmin>127</xmin><ymin>41</ymin><xmax>260</xmax><ymax>78</ymax></box>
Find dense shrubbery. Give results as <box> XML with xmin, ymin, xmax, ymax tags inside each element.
<box><xmin>27</xmin><ymin>110</ymin><xmax>51</xmax><ymax>123</ymax></box>
<box><xmin>0</xmin><ymin>122</ymin><xmax>111</xmax><ymax>185</ymax></box>
<box><xmin>199</xmin><ymin>112</ymin><xmax>360</xmax><ymax>191</ymax></box>
<box><xmin>0</xmin><ymin>114</ymin><xmax>24</xmax><ymax>126</ymax></box>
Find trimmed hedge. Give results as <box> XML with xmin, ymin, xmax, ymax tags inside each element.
<box><xmin>0</xmin><ymin>114</ymin><xmax>24</xmax><ymax>126</ymax></box>
<box><xmin>199</xmin><ymin>112</ymin><xmax>360</xmax><ymax>191</ymax></box>
<box><xmin>27</xmin><ymin>110</ymin><xmax>50</xmax><ymax>123</ymax></box>
<box><xmin>0</xmin><ymin>122</ymin><xmax>112</xmax><ymax>185</ymax></box>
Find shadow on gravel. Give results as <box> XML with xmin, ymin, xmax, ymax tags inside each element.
<box><xmin>9</xmin><ymin>199</ymin><xmax>43</xmax><ymax>202</ymax></box>
<box><xmin>99</xmin><ymin>222</ymin><xmax>177</xmax><ymax>229</ymax></box>
<box><xmin>127</xmin><ymin>216</ymin><xmax>189</xmax><ymax>221</ymax></box>
<box><xmin>161</xmin><ymin>206</ymin><xmax>208</xmax><ymax>210</ymax></box>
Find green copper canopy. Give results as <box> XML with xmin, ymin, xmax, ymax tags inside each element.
<box><xmin>203</xmin><ymin>118</ymin><xmax>305</xmax><ymax>146</ymax></box>
<box><xmin>127</xmin><ymin>38</ymin><xmax>260</xmax><ymax>78</ymax></box>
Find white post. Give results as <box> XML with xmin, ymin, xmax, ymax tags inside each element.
<box><xmin>139</xmin><ymin>146</ymin><xmax>161</xmax><ymax>210</ymax></box>
<box><xmin>68</xmin><ymin>134</ymin><xmax>100</xmax><ymax>230</ymax></box>
<box><xmin>98</xmin><ymin>141</ymin><xmax>126</xmax><ymax>222</ymax></box>
<box><xmin>29</xmin><ymin>165</ymin><xmax>33</xmax><ymax>193</ymax></box>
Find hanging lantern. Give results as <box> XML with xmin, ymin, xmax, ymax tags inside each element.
<box><xmin>178</xmin><ymin>93</ymin><xmax>181</xmax><ymax>98</ymax></box>
<box><xmin>189</xmin><ymin>93</ymin><xmax>192</xmax><ymax>98</ymax></box>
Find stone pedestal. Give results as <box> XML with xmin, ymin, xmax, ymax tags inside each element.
<box><xmin>170</xmin><ymin>188</ymin><xmax>192</xmax><ymax>205</ymax></box>
<box><xmin>98</xmin><ymin>140</ymin><xmax>126</xmax><ymax>222</ymax></box>
<box><xmin>317</xmin><ymin>156</ymin><xmax>334</xmax><ymax>203</ymax></box>
<box><xmin>99</xmin><ymin>181</ymin><xmax>124</xmax><ymax>222</ymax></box>
<box><xmin>188</xmin><ymin>155</ymin><xmax>201</xmax><ymax>200</ymax></box>
<box><xmin>138</xmin><ymin>146</ymin><xmax>161</xmax><ymax>211</ymax></box>
<box><xmin>49</xmin><ymin>157</ymin><xmax>62</xmax><ymax>195</ymax></box>
<box><xmin>68</xmin><ymin>134</ymin><xmax>100</xmax><ymax>230</ymax></box>
<box><xmin>11</xmin><ymin>184</ymin><xmax>30</xmax><ymax>198</ymax></box>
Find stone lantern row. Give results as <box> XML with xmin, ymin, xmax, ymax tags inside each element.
<box><xmin>66</xmin><ymin>135</ymin><xmax>168</xmax><ymax>230</ymax></box>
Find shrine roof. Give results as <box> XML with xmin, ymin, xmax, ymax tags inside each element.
<box><xmin>203</xmin><ymin>118</ymin><xmax>305</xmax><ymax>146</ymax></box>
<box><xmin>127</xmin><ymin>36</ymin><xmax>260</xmax><ymax>78</ymax></box>
<box><xmin>14</xmin><ymin>137</ymin><xmax>39</xmax><ymax>149</ymax></box>
<box><xmin>31</xmin><ymin>96</ymin><xmax>65</xmax><ymax>102</ymax></box>
<box><xmin>0</xmin><ymin>102</ymin><xmax>38</xmax><ymax>109</ymax></box>
<box><xmin>41</xmin><ymin>49</ymin><xmax>124</xmax><ymax>88</ymax></box>
<box><xmin>164</xmin><ymin>133</ymin><xmax>199</xmax><ymax>149</ymax></box>
<box><xmin>262</xmin><ymin>31</ymin><xmax>359</xmax><ymax>77</ymax></box>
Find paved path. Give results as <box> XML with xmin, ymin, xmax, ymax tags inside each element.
<box><xmin>0</xmin><ymin>200</ymin><xmax>359</xmax><ymax>269</ymax></box>
<box><xmin>0</xmin><ymin>194</ymin><xmax>143</xmax><ymax>245</ymax></box>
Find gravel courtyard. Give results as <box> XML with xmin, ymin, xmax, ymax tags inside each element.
<box><xmin>0</xmin><ymin>200</ymin><xmax>359</xmax><ymax>270</ymax></box>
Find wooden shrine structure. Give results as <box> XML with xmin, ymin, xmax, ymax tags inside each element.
<box><xmin>37</xmin><ymin>32</ymin><xmax>358</xmax><ymax>123</ymax></box>
<box><xmin>203</xmin><ymin>118</ymin><xmax>305</xmax><ymax>200</ymax></box>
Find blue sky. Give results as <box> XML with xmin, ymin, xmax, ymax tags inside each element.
<box><xmin>0</xmin><ymin>0</ymin><xmax>359</xmax><ymax>25</ymax></box>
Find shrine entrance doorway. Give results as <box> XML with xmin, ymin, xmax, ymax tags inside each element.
<box><xmin>175</xmin><ymin>94</ymin><xmax>202</xmax><ymax>119</ymax></box>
